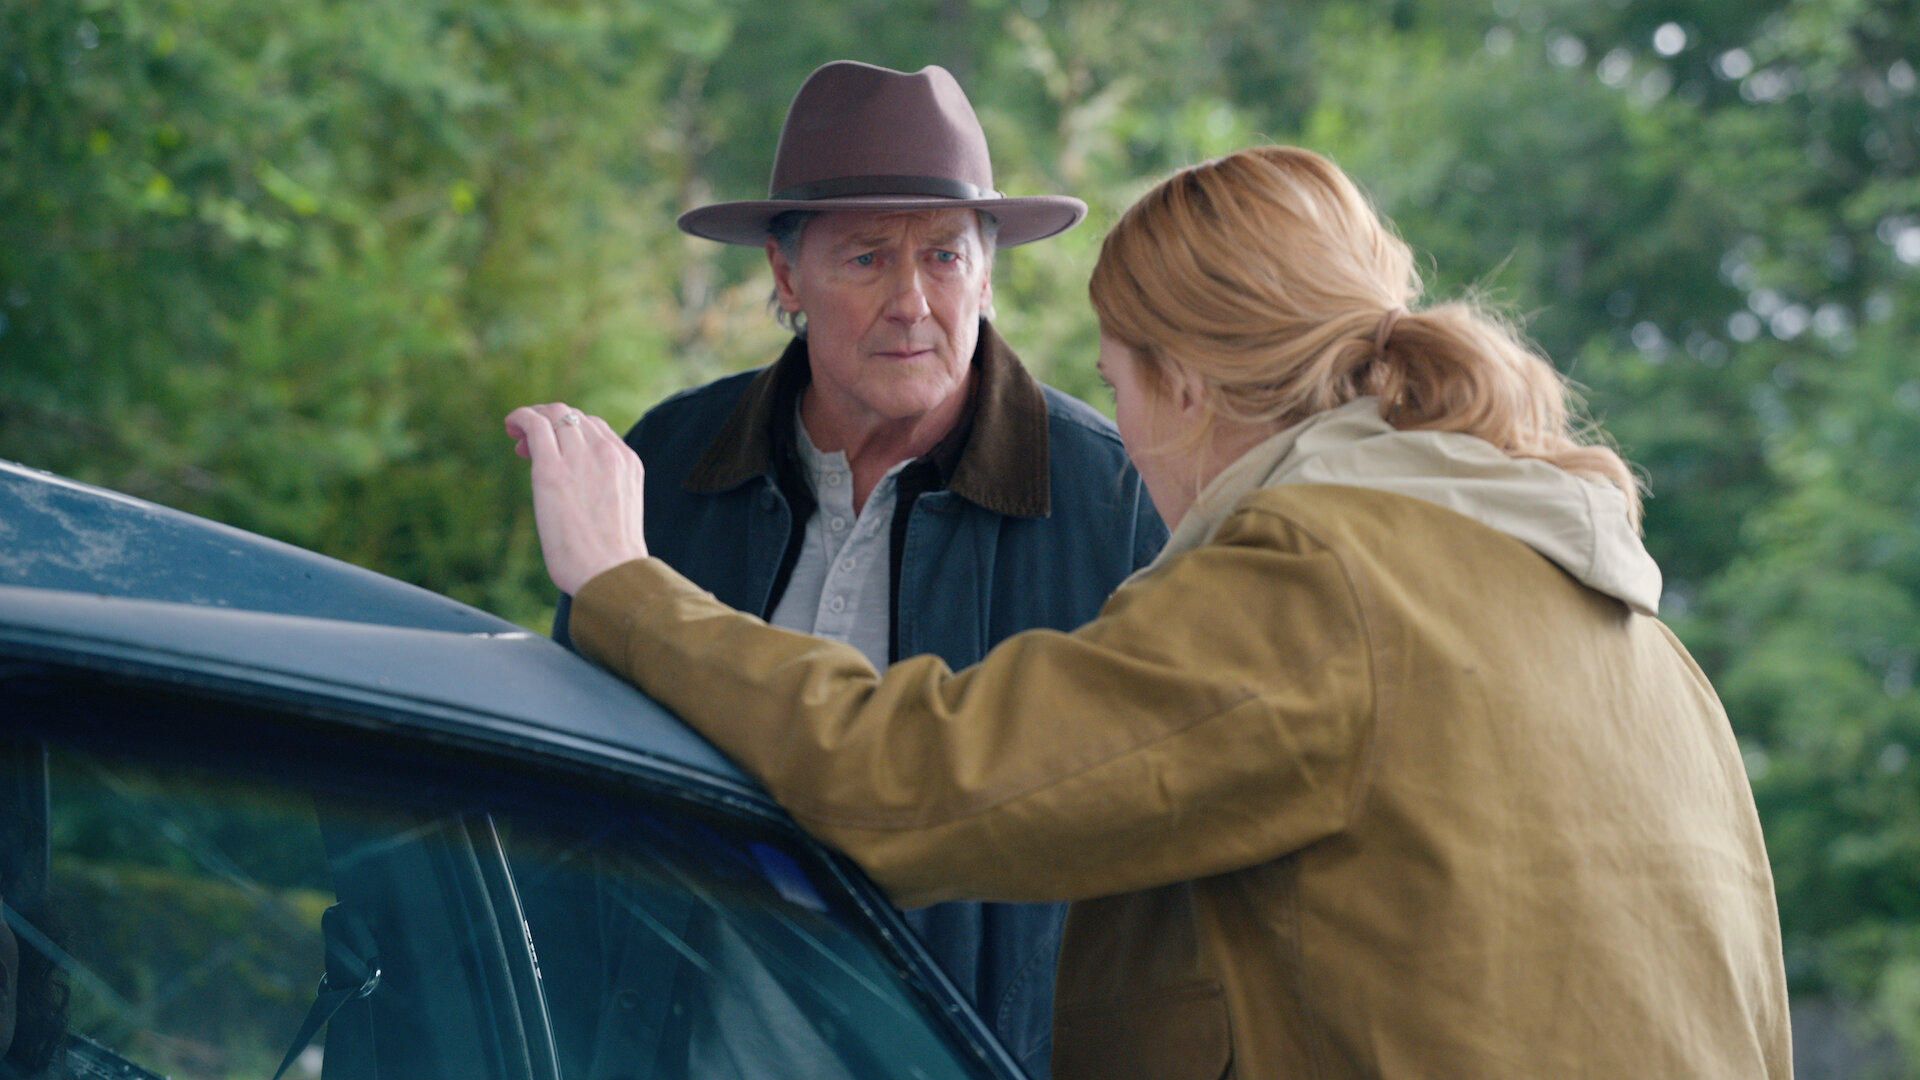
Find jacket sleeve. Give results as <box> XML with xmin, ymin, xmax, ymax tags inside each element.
<box><xmin>570</xmin><ymin>504</ymin><xmax>1376</xmax><ymax>908</ymax></box>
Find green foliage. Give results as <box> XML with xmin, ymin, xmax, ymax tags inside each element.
<box><xmin>4</xmin><ymin>0</ymin><xmax>1917</xmax><ymax>1070</ymax></box>
<box><xmin>1</xmin><ymin>0</ymin><xmax>709</xmax><ymax>625</ymax></box>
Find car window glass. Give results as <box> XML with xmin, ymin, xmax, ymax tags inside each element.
<box><xmin>2</xmin><ymin>681</ymin><xmax>989</xmax><ymax>1080</ymax></box>
<box><xmin>508</xmin><ymin>808</ymin><xmax>968</xmax><ymax>1080</ymax></box>
<box><xmin>13</xmin><ymin>749</ymin><xmax>330</xmax><ymax>1078</ymax></box>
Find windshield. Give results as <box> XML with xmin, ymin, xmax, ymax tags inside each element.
<box><xmin>0</xmin><ymin>677</ymin><xmax>992</xmax><ymax>1080</ymax></box>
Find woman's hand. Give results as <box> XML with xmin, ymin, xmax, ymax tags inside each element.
<box><xmin>505</xmin><ymin>403</ymin><xmax>650</xmax><ymax>595</ymax></box>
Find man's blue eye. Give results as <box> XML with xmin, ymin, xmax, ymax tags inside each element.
<box><xmin>852</xmin><ymin>253</ymin><xmax>876</xmax><ymax>267</ymax></box>
<box><xmin>934</xmin><ymin>250</ymin><xmax>959</xmax><ymax>263</ymax></box>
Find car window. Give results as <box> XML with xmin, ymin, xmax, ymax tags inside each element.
<box><xmin>1</xmin><ymin>676</ymin><xmax>991</xmax><ymax>1080</ymax></box>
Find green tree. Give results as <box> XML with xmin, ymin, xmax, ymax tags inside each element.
<box><xmin>5</xmin><ymin>1</ymin><xmax>1917</xmax><ymax>1070</ymax></box>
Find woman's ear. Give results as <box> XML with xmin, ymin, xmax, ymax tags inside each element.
<box><xmin>1170</xmin><ymin>362</ymin><xmax>1208</xmax><ymax>419</ymax></box>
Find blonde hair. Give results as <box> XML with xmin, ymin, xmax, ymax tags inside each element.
<box><xmin>1090</xmin><ymin>146</ymin><xmax>1643</xmax><ymax>526</ymax></box>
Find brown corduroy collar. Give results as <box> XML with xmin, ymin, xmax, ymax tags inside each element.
<box><xmin>683</xmin><ymin>321</ymin><xmax>1051</xmax><ymax>519</ymax></box>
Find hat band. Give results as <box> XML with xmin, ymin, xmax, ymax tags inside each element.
<box><xmin>770</xmin><ymin>174</ymin><xmax>999</xmax><ymax>202</ymax></box>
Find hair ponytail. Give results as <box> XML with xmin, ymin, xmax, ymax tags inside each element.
<box><xmin>1091</xmin><ymin>146</ymin><xmax>1643</xmax><ymax>528</ymax></box>
<box><xmin>1371</xmin><ymin>303</ymin><xmax>1641</xmax><ymax>524</ymax></box>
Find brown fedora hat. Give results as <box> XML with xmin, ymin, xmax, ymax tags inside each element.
<box><xmin>677</xmin><ymin>61</ymin><xmax>1086</xmax><ymax>248</ymax></box>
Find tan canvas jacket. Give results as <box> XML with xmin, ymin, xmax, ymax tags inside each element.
<box><xmin>571</xmin><ymin>477</ymin><xmax>1790</xmax><ymax>1078</ymax></box>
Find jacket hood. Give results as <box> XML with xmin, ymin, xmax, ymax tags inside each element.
<box><xmin>1146</xmin><ymin>397</ymin><xmax>1663</xmax><ymax>615</ymax></box>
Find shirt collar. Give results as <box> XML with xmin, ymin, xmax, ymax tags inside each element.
<box><xmin>684</xmin><ymin>321</ymin><xmax>1051</xmax><ymax>518</ymax></box>
<box><xmin>791</xmin><ymin>400</ymin><xmax>916</xmax><ymax>488</ymax></box>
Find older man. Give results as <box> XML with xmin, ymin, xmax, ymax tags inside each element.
<box><xmin>547</xmin><ymin>61</ymin><xmax>1164</xmax><ymax>1075</ymax></box>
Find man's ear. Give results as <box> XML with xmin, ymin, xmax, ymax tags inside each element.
<box><xmin>766</xmin><ymin>238</ymin><xmax>803</xmax><ymax>313</ymax></box>
<box><xmin>978</xmin><ymin>270</ymin><xmax>995</xmax><ymax>322</ymax></box>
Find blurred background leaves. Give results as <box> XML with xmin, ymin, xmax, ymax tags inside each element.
<box><xmin>2</xmin><ymin>0</ymin><xmax>1917</xmax><ymax>1072</ymax></box>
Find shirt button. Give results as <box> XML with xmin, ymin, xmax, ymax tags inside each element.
<box><xmin>830</xmin><ymin>517</ymin><xmax>847</xmax><ymax>531</ymax></box>
<box><xmin>828</xmin><ymin>596</ymin><xmax>847</xmax><ymax>613</ymax></box>
<box><xmin>825</xmin><ymin>472</ymin><xmax>844</xmax><ymax>486</ymax></box>
<box><xmin>839</xmin><ymin>557</ymin><xmax>857</xmax><ymax>573</ymax></box>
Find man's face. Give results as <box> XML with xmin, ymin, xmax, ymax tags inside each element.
<box><xmin>768</xmin><ymin>209</ymin><xmax>992</xmax><ymax>432</ymax></box>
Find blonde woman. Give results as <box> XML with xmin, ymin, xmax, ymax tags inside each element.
<box><xmin>508</xmin><ymin>146</ymin><xmax>1790</xmax><ymax>1078</ymax></box>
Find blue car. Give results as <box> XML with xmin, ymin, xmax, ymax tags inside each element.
<box><xmin>0</xmin><ymin>459</ymin><xmax>1028</xmax><ymax>1080</ymax></box>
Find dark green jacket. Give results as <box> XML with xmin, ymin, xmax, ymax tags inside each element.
<box><xmin>556</xmin><ymin>322</ymin><xmax>1165</xmax><ymax>1075</ymax></box>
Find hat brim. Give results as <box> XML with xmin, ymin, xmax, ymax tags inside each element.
<box><xmin>677</xmin><ymin>193</ymin><xmax>1087</xmax><ymax>248</ymax></box>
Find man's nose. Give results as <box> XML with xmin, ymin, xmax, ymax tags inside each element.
<box><xmin>885</xmin><ymin>265</ymin><xmax>932</xmax><ymax>324</ymax></box>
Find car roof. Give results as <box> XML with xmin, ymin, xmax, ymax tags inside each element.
<box><xmin>0</xmin><ymin>460</ymin><xmax>765</xmax><ymax>805</ymax></box>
